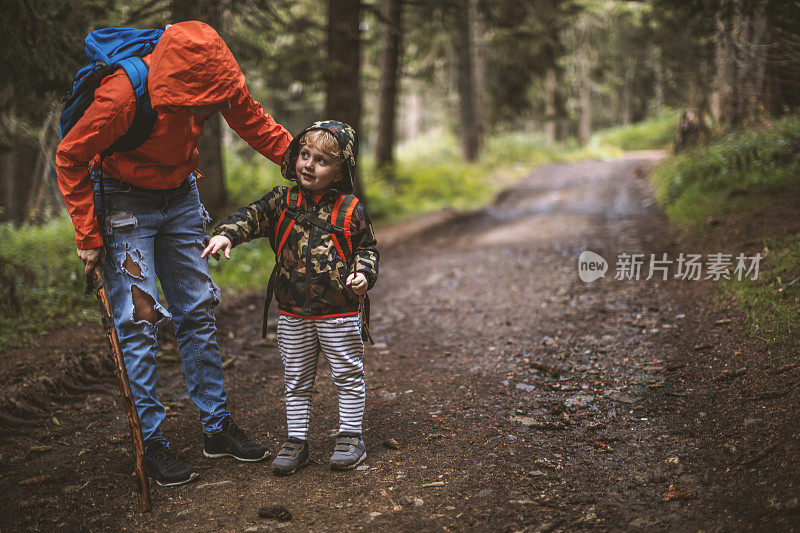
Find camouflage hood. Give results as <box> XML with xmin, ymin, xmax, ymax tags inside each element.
<box><xmin>280</xmin><ymin>120</ymin><xmax>358</xmax><ymax>194</ymax></box>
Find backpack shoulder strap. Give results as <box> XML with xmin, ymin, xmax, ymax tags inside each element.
<box><xmin>331</xmin><ymin>194</ymin><xmax>359</xmax><ymax>260</ymax></box>
<box><xmin>263</xmin><ymin>186</ymin><xmax>301</xmax><ymax>338</ymax></box>
<box><xmin>117</xmin><ymin>56</ymin><xmax>149</xmax><ymax>98</ymax></box>
<box><xmin>274</xmin><ymin>186</ymin><xmax>302</xmax><ymax>258</ymax></box>
<box><xmin>101</xmin><ymin>56</ymin><xmax>155</xmax><ymax>156</ymax></box>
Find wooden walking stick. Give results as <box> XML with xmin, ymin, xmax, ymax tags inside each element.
<box><xmin>90</xmin><ymin>268</ymin><xmax>151</xmax><ymax>512</ymax></box>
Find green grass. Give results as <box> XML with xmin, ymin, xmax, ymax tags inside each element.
<box><xmin>652</xmin><ymin>119</ymin><xmax>800</xmax><ymax>347</ymax></box>
<box><xmin>724</xmin><ymin>234</ymin><xmax>800</xmax><ymax>346</ymax></box>
<box><xmin>0</xmin><ymin>217</ymin><xmax>95</xmax><ymax>350</ymax></box>
<box><xmin>591</xmin><ymin>109</ymin><xmax>679</xmax><ymax>151</ymax></box>
<box><xmin>207</xmin><ymin>238</ymin><xmax>275</xmax><ymax>292</ymax></box>
<box><xmin>651</xmin><ymin>119</ymin><xmax>800</xmax><ymax>225</ymax></box>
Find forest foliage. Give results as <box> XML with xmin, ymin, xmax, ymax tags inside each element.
<box><xmin>2</xmin><ymin>0</ymin><xmax>799</xmax><ymax>224</ymax></box>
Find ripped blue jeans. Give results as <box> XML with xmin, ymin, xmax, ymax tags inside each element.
<box><xmin>95</xmin><ymin>173</ymin><xmax>229</xmax><ymax>443</ymax></box>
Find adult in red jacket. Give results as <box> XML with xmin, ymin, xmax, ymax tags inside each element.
<box><xmin>55</xmin><ymin>21</ymin><xmax>292</xmax><ymax>487</ymax></box>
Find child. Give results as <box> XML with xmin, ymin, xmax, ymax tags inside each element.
<box><xmin>202</xmin><ymin>121</ymin><xmax>378</xmax><ymax>474</ymax></box>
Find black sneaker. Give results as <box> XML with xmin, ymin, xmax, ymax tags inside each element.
<box><xmin>144</xmin><ymin>440</ymin><xmax>199</xmax><ymax>487</ymax></box>
<box><xmin>203</xmin><ymin>417</ymin><xmax>271</xmax><ymax>462</ymax></box>
<box><xmin>271</xmin><ymin>438</ymin><xmax>309</xmax><ymax>476</ymax></box>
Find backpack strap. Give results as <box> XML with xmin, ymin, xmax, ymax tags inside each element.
<box><xmin>102</xmin><ymin>56</ymin><xmax>155</xmax><ymax>156</ymax></box>
<box><xmin>329</xmin><ymin>195</ymin><xmax>348</xmax><ymax>263</ymax></box>
<box><xmin>330</xmin><ymin>194</ymin><xmax>359</xmax><ymax>263</ymax></box>
<box><xmin>263</xmin><ymin>186</ymin><xmax>302</xmax><ymax>338</ymax></box>
<box><xmin>274</xmin><ymin>186</ymin><xmax>302</xmax><ymax>257</ymax></box>
<box><xmin>330</xmin><ymin>194</ymin><xmax>373</xmax><ymax>344</ymax></box>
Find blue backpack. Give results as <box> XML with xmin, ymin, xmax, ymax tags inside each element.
<box><xmin>60</xmin><ymin>28</ymin><xmax>163</xmax><ymax>156</ymax></box>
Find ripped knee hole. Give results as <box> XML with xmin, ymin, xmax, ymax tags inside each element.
<box><xmin>131</xmin><ymin>285</ymin><xmax>162</xmax><ymax>325</ymax></box>
<box><xmin>123</xmin><ymin>253</ymin><xmax>143</xmax><ymax>279</ymax></box>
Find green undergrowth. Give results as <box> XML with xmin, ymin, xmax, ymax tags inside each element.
<box><xmin>591</xmin><ymin>109</ymin><xmax>679</xmax><ymax>151</ymax></box>
<box><xmin>651</xmin><ymin>119</ymin><xmax>800</xmax><ymax>225</ymax></box>
<box><xmin>0</xmin><ymin>217</ymin><xmax>95</xmax><ymax>350</ymax></box>
<box><xmin>652</xmin><ymin>119</ymin><xmax>800</xmax><ymax>347</ymax></box>
<box><xmin>723</xmin><ymin>234</ymin><xmax>800</xmax><ymax>346</ymax></box>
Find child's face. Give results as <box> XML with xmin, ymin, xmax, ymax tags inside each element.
<box><xmin>295</xmin><ymin>142</ymin><xmax>342</xmax><ymax>193</ymax></box>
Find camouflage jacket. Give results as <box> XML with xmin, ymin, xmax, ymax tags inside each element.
<box><xmin>213</xmin><ymin>185</ymin><xmax>379</xmax><ymax>317</ymax></box>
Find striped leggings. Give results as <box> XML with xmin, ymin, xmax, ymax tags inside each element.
<box><xmin>276</xmin><ymin>314</ymin><xmax>365</xmax><ymax>440</ymax></box>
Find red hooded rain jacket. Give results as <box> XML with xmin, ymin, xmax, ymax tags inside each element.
<box><xmin>55</xmin><ymin>21</ymin><xmax>292</xmax><ymax>249</ymax></box>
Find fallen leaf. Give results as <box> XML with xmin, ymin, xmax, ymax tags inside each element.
<box><xmin>28</xmin><ymin>445</ymin><xmax>52</xmax><ymax>454</ymax></box>
<box><xmin>662</xmin><ymin>484</ymin><xmax>696</xmax><ymax>502</ymax></box>
<box><xmin>592</xmin><ymin>441</ymin><xmax>613</xmax><ymax>453</ymax></box>
<box><xmin>382</xmin><ymin>438</ymin><xmax>400</xmax><ymax>449</ymax></box>
<box><xmin>19</xmin><ymin>475</ymin><xmax>52</xmax><ymax>486</ymax></box>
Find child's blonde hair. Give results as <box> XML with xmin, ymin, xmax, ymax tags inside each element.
<box><xmin>300</xmin><ymin>129</ymin><xmax>342</xmax><ymax>163</ymax></box>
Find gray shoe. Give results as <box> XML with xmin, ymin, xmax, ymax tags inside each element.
<box><xmin>329</xmin><ymin>434</ymin><xmax>367</xmax><ymax>470</ymax></box>
<box><xmin>271</xmin><ymin>439</ymin><xmax>309</xmax><ymax>476</ymax></box>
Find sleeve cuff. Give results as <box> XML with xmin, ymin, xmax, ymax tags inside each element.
<box><xmin>77</xmin><ymin>234</ymin><xmax>103</xmax><ymax>250</ymax></box>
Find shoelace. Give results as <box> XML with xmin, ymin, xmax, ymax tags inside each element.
<box><xmin>153</xmin><ymin>446</ymin><xmax>181</xmax><ymax>468</ymax></box>
<box><xmin>224</xmin><ymin>419</ymin><xmax>251</xmax><ymax>445</ymax></box>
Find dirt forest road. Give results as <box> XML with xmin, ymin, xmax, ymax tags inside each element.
<box><xmin>3</xmin><ymin>154</ymin><xmax>800</xmax><ymax>532</ymax></box>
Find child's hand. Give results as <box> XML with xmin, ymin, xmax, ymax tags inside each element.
<box><xmin>346</xmin><ymin>272</ymin><xmax>368</xmax><ymax>295</ymax></box>
<box><xmin>201</xmin><ymin>235</ymin><xmax>232</xmax><ymax>260</ymax></box>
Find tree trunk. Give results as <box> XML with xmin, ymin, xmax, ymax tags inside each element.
<box><xmin>620</xmin><ymin>57</ymin><xmax>636</xmax><ymax>126</ymax></box>
<box><xmin>25</xmin><ymin>104</ymin><xmax>63</xmax><ymax>224</ymax></box>
<box><xmin>470</xmin><ymin>0</ymin><xmax>486</xmax><ymax>154</ymax></box>
<box><xmin>0</xmin><ymin>112</ymin><xmax>39</xmax><ymax>225</ymax></box>
<box><xmin>577</xmin><ymin>16</ymin><xmax>592</xmax><ymax>145</ymax></box>
<box><xmin>374</xmin><ymin>0</ymin><xmax>403</xmax><ymax>170</ymax></box>
<box><xmin>652</xmin><ymin>45</ymin><xmax>664</xmax><ymax>115</ymax></box>
<box><xmin>536</xmin><ymin>0</ymin><xmax>564</xmax><ymax>144</ymax></box>
<box><xmin>171</xmin><ymin>0</ymin><xmax>227</xmax><ymax>218</ymax></box>
<box><xmin>544</xmin><ymin>67</ymin><xmax>557</xmax><ymax>144</ymax></box>
<box><xmin>453</xmin><ymin>0</ymin><xmax>479</xmax><ymax>161</ymax></box>
<box><xmin>326</xmin><ymin>0</ymin><xmax>364</xmax><ymax>199</ymax></box>
<box><xmin>197</xmin><ymin>114</ymin><xmax>227</xmax><ymax>219</ymax></box>
<box><xmin>742</xmin><ymin>0</ymin><xmax>767</xmax><ymax>123</ymax></box>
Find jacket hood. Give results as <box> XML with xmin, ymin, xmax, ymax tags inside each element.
<box><xmin>148</xmin><ymin>21</ymin><xmax>244</xmax><ymax>109</ymax></box>
<box><xmin>280</xmin><ymin>120</ymin><xmax>358</xmax><ymax>194</ymax></box>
